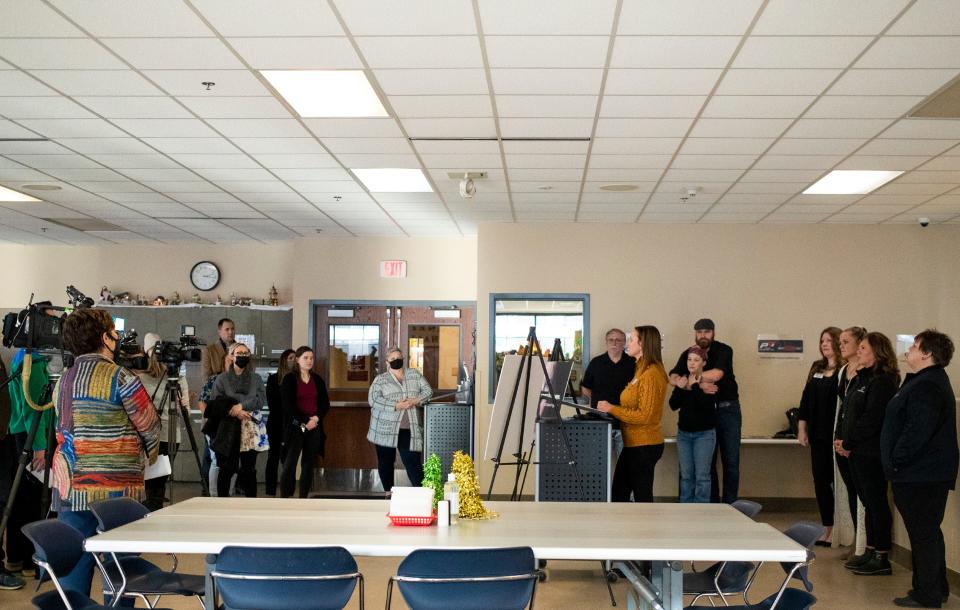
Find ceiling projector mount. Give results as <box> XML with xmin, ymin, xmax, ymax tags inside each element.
<box><xmin>447</xmin><ymin>171</ymin><xmax>487</xmax><ymax>199</ymax></box>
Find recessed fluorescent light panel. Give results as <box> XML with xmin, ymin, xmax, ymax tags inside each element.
<box><xmin>261</xmin><ymin>70</ymin><xmax>388</xmax><ymax>118</ymax></box>
<box><xmin>0</xmin><ymin>185</ymin><xmax>40</xmax><ymax>202</ymax></box>
<box><xmin>803</xmin><ymin>170</ymin><xmax>904</xmax><ymax>195</ymax></box>
<box><xmin>352</xmin><ymin>168</ymin><xmax>433</xmax><ymax>193</ymax></box>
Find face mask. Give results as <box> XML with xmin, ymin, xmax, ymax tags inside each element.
<box><xmin>389</xmin><ymin>358</ymin><xmax>404</xmax><ymax>370</ymax></box>
<box><xmin>106</xmin><ymin>332</ymin><xmax>120</xmax><ymax>360</ymax></box>
<box><xmin>234</xmin><ymin>355</ymin><xmax>251</xmax><ymax>369</ymax></box>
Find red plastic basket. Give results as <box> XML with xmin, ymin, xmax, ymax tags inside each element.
<box><xmin>387</xmin><ymin>511</ymin><xmax>437</xmax><ymax>526</ymax></box>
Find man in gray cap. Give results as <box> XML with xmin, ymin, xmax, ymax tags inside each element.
<box><xmin>669</xmin><ymin>318</ymin><xmax>741</xmax><ymax>503</ymax></box>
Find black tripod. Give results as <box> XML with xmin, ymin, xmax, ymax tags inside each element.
<box><xmin>486</xmin><ymin>326</ymin><xmax>584</xmax><ymax>502</ymax></box>
<box><xmin>0</xmin><ymin>353</ymin><xmax>62</xmax><ymax>553</ymax></box>
<box><xmin>151</xmin><ymin>365</ymin><xmax>209</xmax><ymax>503</ymax></box>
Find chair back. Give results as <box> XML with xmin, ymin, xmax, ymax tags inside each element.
<box><xmin>90</xmin><ymin>497</ymin><xmax>150</xmax><ymax>532</ymax></box>
<box><xmin>780</xmin><ymin>521</ymin><xmax>824</xmax><ymax>592</ymax></box>
<box><xmin>22</xmin><ymin>520</ymin><xmax>86</xmax><ymax>577</ymax></box>
<box><xmin>731</xmin><ymin>499</ymin><xmax>762</xmax><ymax>519</ymax></box>
<box><xmin>212</xmin><ymin>546</ymin><xmax>360</xmax><ymax>610</ymax></box>
<box><xmin>395</xmin><ymin>547</ymin><xmax>538</xmax><ymax>610</ymax></box>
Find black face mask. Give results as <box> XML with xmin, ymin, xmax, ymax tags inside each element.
<box><xmin>234</xmin><ymin>355</ymin><xmax>251</xmax><ymax>369</ymax></box>
<box><xmin>107</xmin><ymin>332</ymin><xmax>120</xmax><ymax>361</ymax></box>
<box><xmin>389</xmin><ymin>358</ymin><xmax>404</xmax><ymax>370</ymax></box>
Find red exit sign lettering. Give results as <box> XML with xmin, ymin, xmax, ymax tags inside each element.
<box><xmin>379</xmin><ymin>260</ymin><xmax>407</xmax><ymax>278</ymax></box>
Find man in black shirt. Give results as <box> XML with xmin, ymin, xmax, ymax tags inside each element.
<box><xmin>669</xmin><ymin>318</ymin><xmax>740</xmax><ymax>503</ymax></box>
<box><xmin>581</xmin><ymin>328</ymin><xmax>636</xmax><ymax>460</ymax></box>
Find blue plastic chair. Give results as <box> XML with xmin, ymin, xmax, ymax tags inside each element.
<box><xmin>386</xmin><ymin>547</ymin><xmax>542</xmax><ymax>610</ymax></box>
<box><xmin>211</xmin><ymin>546</ymin><xmax>363</xmax><ymax>610</ymax></box>
<box><xmin>21</xmin><ymin>519</ymin><xmax>122</xmax><ymax>610</ymax></box>
<box><xmin>685</xmin><ymin>501</ymin><xmax>765</xmax><ymax>605</ymax></box>
<box><xmin>731</xmin><ymin>500</ymin><xmax>763</xmax><ymax>520</ymax></box>
<box><xmin>89</xmin><ymin>497</ymin><xmax>205</xmax><ymax>608</ymax></box>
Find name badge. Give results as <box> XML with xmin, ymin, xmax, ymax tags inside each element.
<box><xmin>813</xmin><ymin>373</ymin><xmax>824</xmax><ymax>379</ymax></box>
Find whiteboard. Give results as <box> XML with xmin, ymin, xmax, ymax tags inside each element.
<box><xmin>484</xmin><ymin>355</ymin><xmax>572</xmax><ymax>461</ymax></box>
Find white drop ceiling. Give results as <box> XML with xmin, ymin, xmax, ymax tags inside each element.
<box><xmin>0</xmin><ymin>0</ymin><xmax>959</xmax><ymax>244</ymax></box>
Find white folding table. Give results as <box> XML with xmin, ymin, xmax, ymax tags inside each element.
<box><xmin>85</xmin><ymin>497</ymin><xmax>806</xmax><ymax>610</ymax></box>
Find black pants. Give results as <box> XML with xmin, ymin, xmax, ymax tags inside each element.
<box><xmin>850</xmin><ymin>453</ymin><xmax>891</xmax><ymax>551</ymax></box>
<box><xmin>264</xmin><ymin>440</ymin><xmax>284</xmax><ymax>496</ymax></box>
<box><xmin>0</xmin><ymin>433</ymin><xmax>41</xmax><ymax>567</ymax></box>
<box><xmin>809</xmin><ymin>439</ymin><xmax>835</xmax><ymax>527</ymax></box>
<box><xmin>893</xmin><ymin>482</ymin><xmax>950</xmax><ymax>606</ymax></box>
<box><xmin>374</xmin><ymin>429</ymin><xmax>423</xmax><ymax>492</ymax></box>
<box><xmin>216</xmin><ymin>450</ymin><xmax>258</xmax><ymax>498</ymax></box>
<box><xmin>612</xmin><ymin>443</ymin><xmax>664</xmax><ymax>503</ymax></box>
<box><xmin>835</xmin><ymin>452</ymin><xmax>858</xmax><ymax>529</ymax></box>
<box><xmin>143</xmin><ymin>442</ymin><xmax>178</xmax><ymax>511</ymax></box>
<box><xmin>280</xmin><ymin>428</ymin><xmax>323</xmax><ymax>498</ymax></box>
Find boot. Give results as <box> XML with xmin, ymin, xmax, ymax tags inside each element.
<box><xmin>844</xmin><ymin>548</ymin><xmax>874</xmax><ymax>570</ymax></box>
<box><xmin>853</xmin><ymin>551</ymin><xmax>892</xmax><ymax>576</ymax></box>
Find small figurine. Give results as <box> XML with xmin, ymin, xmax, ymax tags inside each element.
<box><xmin>170</xmin><ymin>291</ymin><xmax>181</xmax><ymax>305</ymax></box>
<box><xmin>215</xmin><ymin>295</ymin><xmax>223</xmax><ymax>305</ymax></box>
<box><xmin>99</xmin><ymin>286</ymin><xmax>113</xmax><ymax>304</ymax></box>
<box><xmin>153</xmin><ymin>295</ymin><xmax>167</xmax><ymax>307</ymax></box>
<box><xmin>230</xmin><ymin>292</ymin><xmax>238</xmax><ymax>306</ymax></box>
<box><xmin>192</xmin><ymin>293</ymin><xmax>201</xmax><ymax>304</ymax></box>
<box><xmin>269</xmin><ymin>285</ymin><xmax>279</xmax><ymax>307</ymax></box>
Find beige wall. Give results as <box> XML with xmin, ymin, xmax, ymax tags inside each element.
<box><xmin>476</xmin><ymin>222</ymin><xmax>960</xmax><ymax>569</ymax></box>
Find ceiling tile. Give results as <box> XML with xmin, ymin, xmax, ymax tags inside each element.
<box><xmin>591</xmin><ymin>138</ymin><xmax>682</xmax><ymax>154</ymax></box>
<box><xmin>785</xmin><ymin>118</ymin><xmax>893</xmax><ymax>139</ymax></box>
<box><xmin>754</xmin><ymin>155</ymin><xmax>843</xmax><ymax>169</ymax></box>
<box><xmin>720</xmin><ymin>193</ymin><xmax>791</xmax><ymax>205</ymax></box>
<box><xmin>605</xmin><ymin>69</ymin><xmax>721</xmax><ymax>95</ymax></box>
<box><xmin>612</xmin><ymin>36</ymin><xmax>740</xmax><ymax>68</ymax></box>
<box><xmin>806</xmin><ymin>95</ymin><xmax>924</xmax><ymax>118</ymax></box>
<box><xmin>207</xmin><ymin>118</ymin><xmax>310</xmax><ymax>138</ymax></box>
<box><xmin>0</xmin><ymin>1</ymin><xmax>85</xmax><ymax>36</ymax></box>
<box><xmin>502</xmin><ymin>140</ymin><xmax>589</xmax><ymax>154</ymax></box>
<box><xmin>104</xmin><ymin>38</ymin><xmax>243</xmax><ymax>70</ymax></box>
<box><xmin>321</xmin><ymin>138</ymin><xmax>413</xmax><ymax>154</ymax></box>
<box><xmin>251</xmin><ymin>153</ymin><xmax>338</xmax><ymax>168</ymax></box>
<box><xmin>752</xmin><ymin>0</ymin><xmax>910</xmax><ymax>35</ymax></box>
<box><xmin>18</xmin><ymin>118</ymin><xmax>127</xmax><ymax>138</ymax></box>
<box><xmin>491</xmin><ymin>69</ymin><xmax>603</xmax><ymax>95</ymax></box>
<box><xmin>481</xmin><ymin>0</ymin><xmax>617</xmax><ymax>34</ymax></box>
<box><xmin>919</xmin><ymin>157</ymin><xmax>960</xmax><ymax>171</ymax></box>
<box><xmin>0</xmin><ymin>120</ymin><xmax>38</xmax><ymax>139</ymax></box>
<box><xmin>264</xmin><ymin>168</ymin><xmax>352</xmax><ymax>181</ymax></box>
<box><xmin>663</xmin><ymin>168</ymin><xmax>743</xmax><ymax>182</ymax></box>
<box><xmin>401</xmin><ymin>117</ymin><xmax>496</xmax><ymax>138</ymax></box>
<box><xmin>74</xmin><ymin>96</ymin><xmax>193</xmax><ymax>119</ymax></box>
<box><xmin>740</xmin><ymin>168</ymin><xmax>824</xmax><ymax>183</ymax></box>
<box><xmin>414</xmin><ymin>140</ymin><xmax>499</xmax><ymax>154</ymax></box>
<box><xmin>690</xmin><ymin>118</ymin><xmax>791</xmax><ymax>138</ymax></box>
<box><xmin>672</xmin><ymin>154</ymin><xmax>757</xmax><ymax>169</ymax></box>
<box><xmin>857</xmin><ymin>139</ymin><xmax>956</xmax><ymax>156</ymax></box>
<box><xmin>192</xmin><ymin>0</ymin><xmax>344</xmax><ymax>36</ymax></box>
<box><xmin>596</xmin><ymin>118</ymin><xmax>693</xmax><ymax>137</ymax></box>
<box><xmin>48</xmin><ymin>0</ymin><xmax>213</xmax><ymax>36</ymax></box>
<box><xmin>600</xmin><ymin>95</ymin><xmax>705</xmax><ymax>118</ymax></box>
<box><xmin>143</xmin><ymin>137</ymin><xmax>241</xmax><ymax>154</ymax></box>
<box><xmin>0</xmin><ymin>71</ymin><xmax>57</xmax><ymax>96</ymax></box>
<box><xmin>0</xmin><ymin>38</ymin><xmax>126</xmax><ymax>69</ymax></box>
<box><xmin>227</xmin><ymin>37</ymin><xmax>359</xmax><ymax>69</ymax></box>
<box><xmin>337</xmin><ymin>153</ymin><xmax>420</xmax><ymax>167</ymax></box>
<box><xmin>618</xmin><ymin>0</ymin><xmax>763</xmax><ymax>35</ymax></box>
<box><xmin>111</xmin><ymin>118</ymin><xmax>219</xmax><ymax>138</ymax></box>
<box><xmin>0</xmin><ymin>96</ymin><xmax>94</xmax><ymax>119</ymax></box>
<box><xmin>701</xmin><ymin>95</ymin><xmax>815</xmax><ymax>118</ymax></box>
<box><xmin>855</xmin><ymin>36</ymin><xmax>960</xmax><ymax>69</ymax></box>
<box><xmin>486</xmin><ymin>36</ymin><xmax>609</xmax><ymax>68</ymax></box>
<box><xmin>881</xmin><ymin>119</ymin><xmax>960</xmax><ymax>139</ymax></box>
<box><xmin>389</xmin><ymin>95</ymin><xmax>493</xmax><ymax>118</ymax></box>
<box><xmin>142</xmin><ymin>70</ymin><xmax>271</xmax><ymax>96</ymax></box>
<box><xmin>837</xmin><ymin>155</ymin><xmax>929</xmax><ymax>170</ymax></box>
<box><xmin>336</xmin><ymin>0</ymin><xmax>476</xmax><ymax>35</ymax></box>
<box><xmin>728</xmin><ymin>182</ymin><xmax>807</xmax><ymax>194</ymax></box>
<box><xmin>304</xmin><ymin>118</ymin><xmax>403</xmax><ymax>138</ymax></box>
<box><xmin>373</xmin><ymin>69</ymin><xmax>489</xmax><ymax>95</ymax></box>
<box><xmin>829</xmin><ymin>69</ymin><xmax>958</xmax><ymax>96</ymax></box>
<box><xmin>505</xmin><ymin>154</ymin><xmax>586</xmax><ymax>169</ymax></box>
<box><xmin>680</xmin><ymin>137</ymin><xmax>774</xmax><ymax>155</ymax></box>
<box><xmin>509</xmin><ymin>169</ymin><xmax>582</xmax><ymax>181</ymax></box>
<box><xmin>176</xmin><ymin>96</ymin><xmax>291</xmax><ymax>119</ymax></box>
<box><xmin>734</xmin><ymin>36</ymin><xmax>870</xmax><ymax>68</ymax></box>
<box><xmin>874</xmin><ymin>182</ymin><xmax>953</xmax><ymax>196</ymax></box>
<box><xmin>586</xmin><ymin>168</ymin><xmax>663</xmax><ymax>181</ymax></box>
<box><xmin>592</xmin><ymin>154</ymin><xmax>674</xmax><ymax>169</ymax></box>
<box><xmin>887</xmin><ymin>0</ymin><xmax>960</xmax><ymax>35</ymax></box>
<box><xmin>766</xmin><ymin>138</ymin><xmax>866</xmax><ymax>155</ymax></box>
<box><xmin>499</xmin><ymin>118</ymin><xmax>592</xmax><ymax>138</ymax></box>
<box><xmin>497</xmin><ymin>95</ymin><xmax>597</xmax><ymax>118</ymax></box>
<box><xmin>717</xmin><ymin>69</ymin><xmax>840</xmax><ymax>95</ymax></box>
<box><xmin>29</xmin><ymin>69</ymin><xmax>162</xmax><ymax>95</ymax></box>
<box><xmin>357</xmin><ymin>36</ymin><xmax>482</xmax><ymax>69</ymax></box>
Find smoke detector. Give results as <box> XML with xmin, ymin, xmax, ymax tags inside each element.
<box><xmin>680</xmin><ymin>186</ymin><xmax>702</xmax><ymax>202</ymax></box>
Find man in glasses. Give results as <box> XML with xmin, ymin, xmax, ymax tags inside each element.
<box><xmin>581</xmin><ymin>328</ymin><xmax>636</xmax><ymax>461</ymax></box>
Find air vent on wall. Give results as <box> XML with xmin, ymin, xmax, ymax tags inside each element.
<box><xmin>909</xmin><ymin>75</ymin><xmax>960</xmax><ymax>118</ymax></box>
<box><xmin>41</xmin><ymin>218</ymin><xmax>126</xmax><ymax>232</ymax></box>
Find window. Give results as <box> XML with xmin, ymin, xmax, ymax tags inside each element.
<box><xmin>489</xmin><ymin>294</ymin><xmax>589</xmax><ymax>400</ymax></box>
<box><xmin>328</xmin><ymin>324</ymin><xmax>379</xmax><ymax>389</ymax></box>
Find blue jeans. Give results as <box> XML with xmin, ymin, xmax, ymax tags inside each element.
<box><xmin>57</xmin><ymin>510</ymin><xmax>134</xmax><ymax>606</ymax></box>
<box><xmin>710</xmin><ymin>400</ymin><xmax>742</xmax><ymax>504</ymax></box>
<box><xmin>678</xmin><ymin>429</ymin><xmax>716</xmax><ymax>503</ymax></box>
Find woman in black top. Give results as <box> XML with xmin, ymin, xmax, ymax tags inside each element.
<box><xmin>797</xmin><ymin>327</ymin><xmax>843</xmax><ymax>545</ymax></box>
<box><xmin>264</xmin><ymin>349</ymin><xmax>295</xmax><ymax>496</ymax></box>
<box><xmin>668</xmin><ymin>346</ymin><xmax>716</xmax><ymax>503</ymax></box>
<box><xmin>280</xmin><ymin>346</ymin><xmax>330</xmax><ymax>498</ymax></box>
<box><xmin>836</xmin><ymin>332</ymin><xmax>899</xmax><ymax>576</ymax></box>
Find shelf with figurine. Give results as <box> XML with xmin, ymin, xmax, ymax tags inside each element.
<box><xmin>96</xmin><ymin>285</ymin><xmax>291</xmax><ymax>310</ymax></box>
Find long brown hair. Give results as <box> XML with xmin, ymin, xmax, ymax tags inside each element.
<box><xmin>863</xmin><ymin>331</ymin><xmax>900</xmax><ymax>382</ymax></box>
<box><xmin>808</xmin><ymin>326</ymin><xmax>844</xmax><ymax>382</ymax></box>
<box><xmin>294</xmin><ymin>345</ymin><xmax>314</xmax><ymax>375</ymax></box>
<box><xmin>276</xmin><ymin>348</ymin><xmax>295</xmax><ymax>383</ymax></box>
<box><xmin>634</xmin><ymin>325</ymin><xmax>664</xmax><ymax>372</ymax></box>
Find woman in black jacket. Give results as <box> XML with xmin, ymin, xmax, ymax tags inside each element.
<box><xmin>836</xmin><ymin>331</ymin><xmax>899</xmax><ymax>576</ymax></box>
<box><xmin>264</xmin><ymin>349</ymin><xmax>295</xmax><ymax>496</ymax></box>
<box><xmin>280</xmin><ymin>346</ymin><xmax>330</xmax><ymax>498</ymax></box>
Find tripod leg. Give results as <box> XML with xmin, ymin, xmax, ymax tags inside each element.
<box><xmin>177</xmin><ymin>397</ymin><xmax>209</xmax><ymax>498</ymax></box>
<box><xmin>0</xmin><ymin>408</ymin><xmax>45</xmax><ymax>541</ymax></box>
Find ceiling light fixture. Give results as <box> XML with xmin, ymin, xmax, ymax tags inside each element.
<box><xmin>803</xmin><ymin>170</ymin><xmax>904</xmax><ymax>195</ymax></box>
<box><xmin>261</xmin><ymin>70</ymin><xmax>388</xmax><ymax>118</ymax></box>
<box><xmin>352</xmin><ymin>168</ymin><xmax>433</xmax><ymax>193</ymax></box>
<box><xmin>0</xmin><ymin>185</ymin><xmax>40</xmax><ymax>202</ymax></box>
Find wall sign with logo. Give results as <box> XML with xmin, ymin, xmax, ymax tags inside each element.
<box><xmin>379</xmin><ymin>260</ymin><xmax>407</xmax><ymax>278</ymax></box>
<box><xmin>757</xmin><ymin>334</ymin><xmax>803</xmax><ymax>358</ymax></box>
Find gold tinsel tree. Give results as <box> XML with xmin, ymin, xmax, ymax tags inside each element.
<box><xmin>451</xmin><ymin>450</ymin><xmax>496</xmax><ymax>520</ymax></box>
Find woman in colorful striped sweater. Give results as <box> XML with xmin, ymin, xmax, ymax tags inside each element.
<box><xmin>52</xmin><ymin>308</ymin><xmax>161</xmax><ymax>598</ymax></box>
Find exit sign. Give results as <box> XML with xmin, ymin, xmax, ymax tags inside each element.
<box><xmin>379</xmin><ymin>260</ymin><xmax>407</xmax><ymax>278</ymax></box>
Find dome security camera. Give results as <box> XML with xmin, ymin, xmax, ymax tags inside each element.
<box><xmin>918</xmin><ymin>217</ymin><xmax>930</xmax><ymax>227</ymax></box>
<box><xmin>459</xmin><ymin>176</ymin><xmax>476</xmax><ymax>199</ymax></box>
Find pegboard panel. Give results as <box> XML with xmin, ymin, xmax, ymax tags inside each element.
<box><xmin>537</xmin><ymin>420</ymin><xmax>610</xmax><ymax>502</ymax></box>
<box><xmin>424</xmin><ymin>403</ymin><xmax>474</xmax><ymax>476</ymax></box>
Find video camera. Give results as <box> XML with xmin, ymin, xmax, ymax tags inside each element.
<box><xmin>153</xmin><ymin>325</ymin><xmax>204</xmax><ymax>370</ymax></box>
<box><xmin>1</xmin><ymin>285</ymin><xmax>93</xmax><ymax>351</ymax></box>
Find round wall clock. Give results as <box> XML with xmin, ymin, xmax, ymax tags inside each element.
<box><xmin>190</xmin><ymin>261</ymin><xmax>221</xmax><ymax>291</ymax></box>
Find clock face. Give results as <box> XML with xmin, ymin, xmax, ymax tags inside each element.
<box><xmin>190</xmin><ymin>261</ymin><xmax>220</xmax><ymax>291</ymax></box>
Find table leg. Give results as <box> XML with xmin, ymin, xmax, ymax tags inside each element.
<box><xmin>615</xmin><ymin>561</ymin><xmax>677</xmax><ymax>610</ymax></box>
<box><xmin>650</xmin><ymin>561</ymin><xmax>682</xmax><ymax>610</ymax></box>
<box><xmin>204</xmin><ymin>554</ymin><xmax>216</xmax><ymax>610</ymax></box>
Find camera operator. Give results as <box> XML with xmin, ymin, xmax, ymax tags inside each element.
<box><xmin>134</xmin><ymin>333</ymin><xmax>189</xmax><ymax>511</ymax></box>
<box><xmin>201</xmin><ymin>318</ymin><xmax>235</xmax><ymax>379</ymax></box>
<box><xmin>52</xmin><ymin>308</ymin><xmax>161</xmax><ymax>599</ymax></box>
<box><xmin>1</xmin><ymin>354</ymin><xmax>27</xmax><ymax>591</ymax></box>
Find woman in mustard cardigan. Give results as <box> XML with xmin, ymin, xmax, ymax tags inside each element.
<box><xmin>598</xmin><ymin>325</ymin><xmax>667</xmax><ymax>502</ymax></box>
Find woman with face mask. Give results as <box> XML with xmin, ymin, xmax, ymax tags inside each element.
<box><xmin>367</xmin><ymin>347</ymin><xmax>433</xmax><ymax>492</ymax></box>
<box><xmin>206</xmin><ymin>343</ymin><xmax>266</xmax><ymax>498</ymax></box>
<box><xmin>280</xmin><ymin>346</ymin><xmax>330</xmax><ymax>498</ymax></box>
<box><xmin>264</xmin><ymin>348</ymin><xmax>295</xmax><ymax>496</ymax></box>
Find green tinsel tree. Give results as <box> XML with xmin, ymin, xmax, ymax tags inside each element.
<box><xmin>422</xmin><ymin>453</ymin><xmax>443</xmax><ymax>508</ymax></box>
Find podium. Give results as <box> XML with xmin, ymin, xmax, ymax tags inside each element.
<box><xmin>535</xmin><ymin>419</ymin><xmax>611</xmax><ymax>502</ymax></box>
